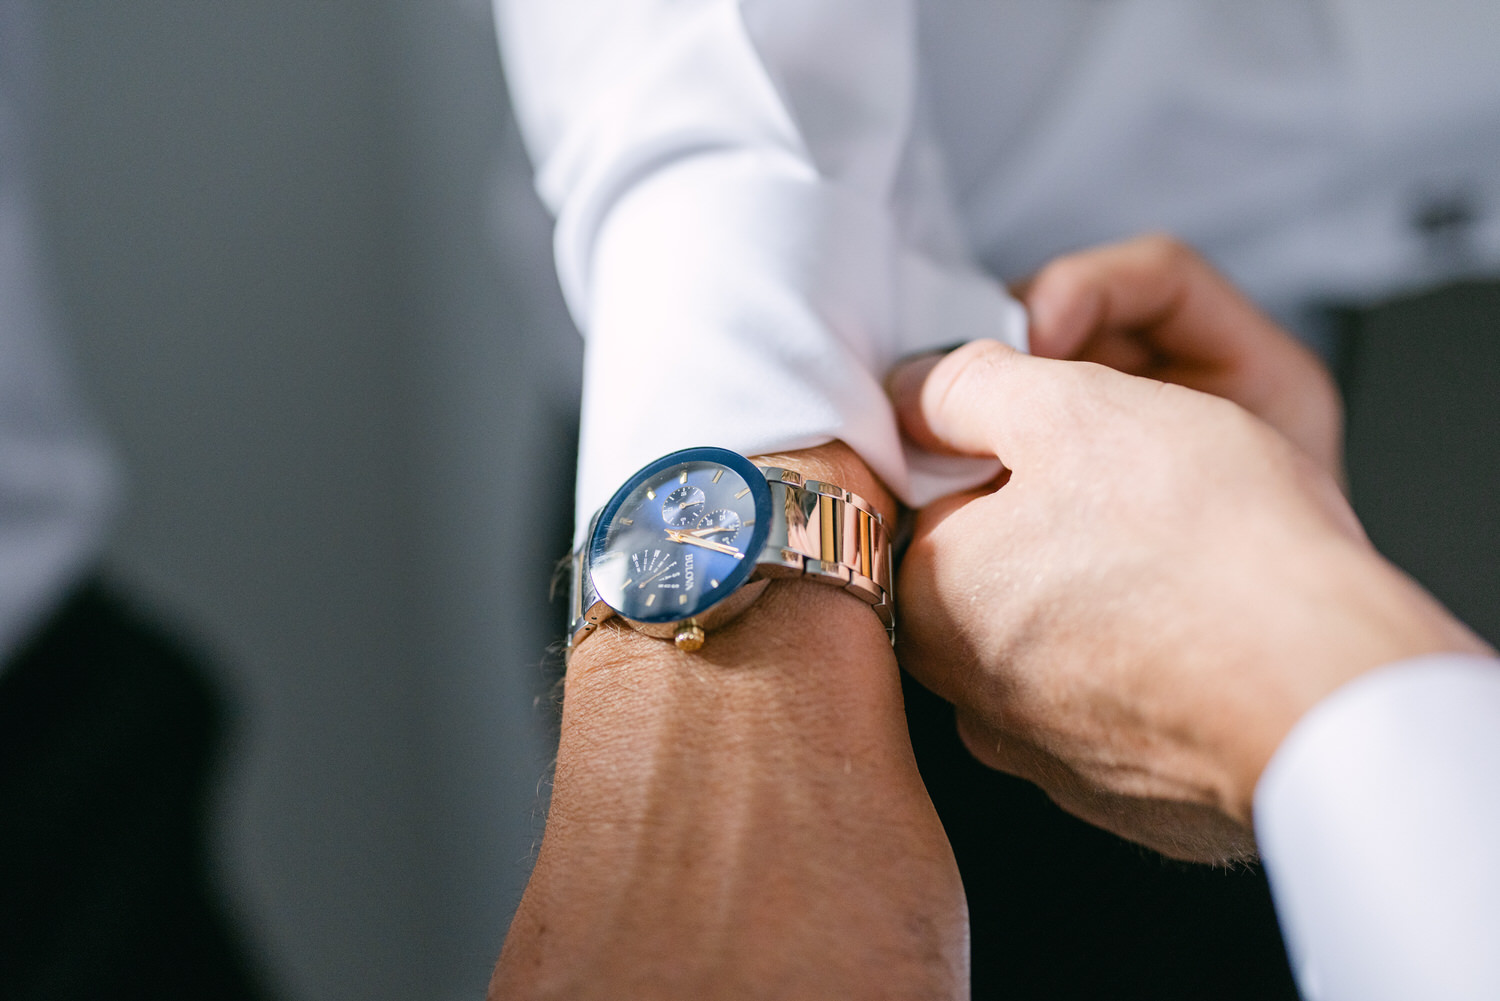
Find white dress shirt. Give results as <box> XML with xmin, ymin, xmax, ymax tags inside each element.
<box><xmin>496</xmin><ymin>0</ymin><xmax>1500</xmax><ymax>531</ymax></box>
<box><xmin>496</xmin><ymin>3</ymin><xmax>1500</xmax><ymax>997</ymax></box>
<box><xmin>496</xmin><ymin>0</ymin><xmax>1027</xmax><ymax>532</ymax></box>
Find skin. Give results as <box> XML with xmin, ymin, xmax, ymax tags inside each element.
<box><xmin>1017</xmin><ymin>234</ymin><xmax>1345</xmax><ymax>483</ymax></box>
<box><xmin>890</xmin><ymin>237</ymin><xmax>1491</xmax><ymax>864</ymax></box>
<box><xmin>493</xmin><ymin>232</ymin><xmax>1488</xmax><ymax>991</ymax></box>
<box><xmin>491</xmin><ymin>442</ymin><xmax>969</xmax><ymax>1001</ymax></box>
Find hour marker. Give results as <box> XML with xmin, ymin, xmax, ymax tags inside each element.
<box><xmin>622</xmin><ymin>579</ymin><xmax>634</xmax><ymax>589</ymax></box>
<box><xmin>678</xmin><ymin>594</ymin><xmax>688</xmax><ymax>605</ymax></box>
<box><xmin>712</xmin><ymin>469</ymin><xmax>724</xmax><ymax>484</ymax></box>
<box><xmin>679</xmin><ymin>471</ymin><xmax>688</xmax><ymax>484</ymax></box>
<box><xmin>621</xmin><ymin>517</ymin><xmax>633</xmax><ymax>526</ymax></box>
<box><xmin>710</xmin><ymin>579</ymin><xmax>720</xmax><ymax>589</ymax></box>
<box><xmin>646</xmin><ymin>489</ymin><xmax>656</xmax><ymax>500</ymax></box>
<box><xmin>742</xmin><ymin>519</ymin><xmax>755</xmax><ymax>527</ymax></box>
<box><xmin>735</xmin><ymin>487</ymin><xmax>751</xmax><ymax>499</ymax></box>
<box><xmin>646</xmin><ymin>593</ymin><xmax>657</xmax><ymax>607</ymax></box>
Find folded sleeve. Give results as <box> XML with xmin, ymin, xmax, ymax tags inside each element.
<box><xmin>493</xmin><ymin>0</ymin><xmax>1025</xmax><ymax>534</ymax></box>
<box><xmin>1254</xmin><ymin>654</ymin><xmax>1500</xmax><ymax>1001</ymax></box>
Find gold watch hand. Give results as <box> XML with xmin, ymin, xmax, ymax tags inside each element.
<box><xmin>637</xmin><ymin>563</ymin><xmax>677</xmax><ymax>588</ymax></box>
<box><xmin>665</xmin><ymin>529</ymin><xmax>744</xmax><ymax>558</ymax></box>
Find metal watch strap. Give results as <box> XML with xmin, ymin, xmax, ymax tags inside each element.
<box><xmin>568</xmin><ymin>466</ymin><xmax>894</xmax><ymax>650</ymax></box>
<box><xmin>567</xmin><ymin>509</ymin><xmax>608</xmax><ymax>649</ymax></box>
<box><xmin>752</xmin><ymin>467</ymin><xmax>894</xmax><ymax>640</ymax></box>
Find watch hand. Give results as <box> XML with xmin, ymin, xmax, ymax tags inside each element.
<box><xmin>680</xmin><ymin>525</ymin><xmax>734</xmax><ymax>538</ymax></box>
<box><xmin>637</xmin><ymin>563</ymin><xmax>677</xmax><ymax>589</ymax></box>
<box><xmin>682</xmin><ymin>536</ymin><xmax>742</xmax><ymax>557</ymax></box>
<box><xmin>665</xmin><ymin>529</ymin><xmax>744</xmax><ymax>558</ymax></box>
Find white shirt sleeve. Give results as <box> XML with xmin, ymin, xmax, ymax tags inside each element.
<box><xmin>493</xmin><ymin>0</ymin><xmax>1025</xmax><ymax>534</ymax></box>
<box><xmin>1254</xmin><ymin>654</ymin><xmax>1500</xmax><ymax>1001</ymax></box>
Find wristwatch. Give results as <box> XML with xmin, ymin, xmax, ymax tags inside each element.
<box><xmin>567</xmin><ymin>446</ymin><xmax>894</xmax><ymax>655</ymax></box>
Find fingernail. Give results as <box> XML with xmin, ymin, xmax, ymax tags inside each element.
<box><xmin>1022</xmin><ymin>279</ymin><xmax>1092</xmax><ymax>358</ymax></box>
<box><xmin>1024</xmin><ymin>284</ymin><xmax>1063</xmax><ymax>337</ymax></box>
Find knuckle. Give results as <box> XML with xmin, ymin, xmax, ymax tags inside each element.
<box><xmin>951</xmin><ymin>336</ymin><xmax>1016</xmax><ymax>369</ymax></box>
<box><xmin>939</xmin><ymin>338</ymin><xmax>1018</xmax><ymax>400</ymax></box>
<box><xmin>1137</xmin><ymin>231</ymin><xmax>1199</xmax><ymax>271</ymax></box>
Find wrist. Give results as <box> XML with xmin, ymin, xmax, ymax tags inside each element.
<box><xmin>1223</xmin><ymin>542</ymin><xmax>1493</xmax><ymax>824</ymax></box>
<box><xmin>499</xmin><ymin>439</ymin><xmax>956</xmax><ymax>999</ymax></box>
<box><xmin>566</xmin><ymin>581</ymin><xmax>896</xmax><ymax>692</ymax></box>
<box><xmin>559</xmin><ymin>574</ymin><xmax>907</xmax><ymax>802</ymax></box>
<box><xmin>569</xmin><ymin>440</ymin><xmax>894</xmax><ymax>655</ymax></box>
<box><xmin>748</xmin><ymin>439</ymin><xmax>897</xmax><ymax>524</ymax></box>
<box><xmin>500</xmin><ymin>581</ymin><xmax>962</xmax><ymax>1000</ymax></box>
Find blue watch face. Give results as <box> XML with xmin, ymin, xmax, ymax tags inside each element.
<box><xmin>589</xmin><ymin>447</ymin><xmax>773</xmax><ymax>624</ymax></box>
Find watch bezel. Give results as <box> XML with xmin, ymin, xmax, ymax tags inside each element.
<box><xmin>587</xmin><ymin>446</ymin><xmax>774</xmax><ymax>626</ymax></box>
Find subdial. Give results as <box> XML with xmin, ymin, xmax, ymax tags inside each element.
<box><xmin>628</xmin><ymin>548</ymin><xmax>682</xmax><ymax>590</ymax></box>
<box><xmin>694</xmin><ymin>508</ymin><xmax>742</xmax><ymax>538</ymax></box>
<box><xmin>662</xmin><ymin>484</ymin><xmax>706</xmax><ymax>527</ymax></box>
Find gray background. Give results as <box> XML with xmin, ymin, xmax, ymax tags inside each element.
<box><xmin>29</xmin><ymin>4</ymin><xmax>1499</xmax><ymax>1001</ymax></box>
<box><xmin>36</xmin><ymin>3</ymin><xmax>578</xmax><ymax>1000</ymax></box>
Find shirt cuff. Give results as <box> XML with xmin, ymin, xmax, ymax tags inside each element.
<box><xmin>573</xmin><ymin>150</ymin><xmax>1025</xmax><ymax>537</ymax></box>
<box><xmin>1253</xmin><ymin>653</ymin><xmax>1500</xmax><ymax>1001</ymax></box>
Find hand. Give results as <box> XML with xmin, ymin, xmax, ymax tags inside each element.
<box><xmin>1017</xmin><ymin>234</ymin><xmax>1345</xmax><ymax>483</ymax></box>
<box><xmin>890</xmin><ymin>341</ymin><xmax>1488</xmax><ymax>863</ymax></box>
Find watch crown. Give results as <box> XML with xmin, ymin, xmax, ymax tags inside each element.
<box><xmin>674</xmin><ymin>623</ymin><xmax>706</xmax><ymax>652</ymax></box>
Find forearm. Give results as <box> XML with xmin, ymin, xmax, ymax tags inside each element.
<box><xmin>493</xmin><ymin>445</ymin><xmax>966</xmax><ymax>1000</ymax></box>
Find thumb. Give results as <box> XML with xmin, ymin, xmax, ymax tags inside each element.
<box><xmin>888</xmin><ymin>339</ymin><xmax>1064</xmax><ymax>462</ymax></box>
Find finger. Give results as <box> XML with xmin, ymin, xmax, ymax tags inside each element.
<box><xmin>954</xmin><ymin>711</ymin><xmax>1013</xmax><ymax>773</ymax></box>
<box><xmin>1008</xmin><ymin>266</ymin><xmax>1101</xmax><ymax>362</ymax></box>
<box><xmin>887</xmin><ymin>339</ymin><xmax>1073</xmax><ymax>462</ymax></box>
<box><xmin>1020</xmin><ymin>235</ymin><xmax>1347</xmax><ymax>480</ymax></box>
<box><xmin>1073</xmin><ymin>327</ymin><xmax>1158</xmax><ymax>375</ymax></box>
<box><xmin>1023</xmin><ymin>234</ymin><xmax>1289</xmax><ymax>373</ymax></box>
<box><xmin>954</xmin><ymin>711</ymin><xmax>1057</xmax><ymax>786</ymax></box>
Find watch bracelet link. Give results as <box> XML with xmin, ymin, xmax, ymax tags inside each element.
<box><xmin>567</xmin><ymin>466</ymin><xmax>894</xmax><ymax>650</ymax></box>
<box><xmin>755</xmin><ymin>467</ymin><xmax>894</xmax><ymax>638</ymax></box>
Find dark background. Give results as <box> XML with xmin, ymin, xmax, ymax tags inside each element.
<box><xmin>1341</xmin><ymin>282</ymin><xmax>1500</xmax><ymax>653</ymax></box>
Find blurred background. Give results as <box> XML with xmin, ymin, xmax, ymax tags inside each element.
<box><xmin>26</xmin><ymin>3</ymin><xmax>1499</xmax><ymax>1001</ymax></box>
<box><xmin>35</xmin><ymin>3</ymin><xmax>577</xmax><ymax>999</ymax></box>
